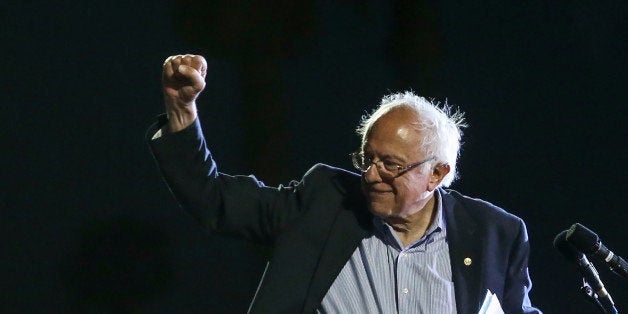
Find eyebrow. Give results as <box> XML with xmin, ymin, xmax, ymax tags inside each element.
<box><xmin>363</xmin><ymin>149</ymin><xmax>406</xmax><ymax>163</ymax></box>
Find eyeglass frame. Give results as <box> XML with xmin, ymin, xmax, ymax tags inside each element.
<box><xmin>350</xmin><ymin>150</ymin><xmax>436</xmax><ymax>179</ymax></box>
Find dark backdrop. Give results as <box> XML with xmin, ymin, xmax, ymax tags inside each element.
<box><xmin>3</xmin><ymin>1</ymin><xmax>627</xmax><ymax>313</ymax></box>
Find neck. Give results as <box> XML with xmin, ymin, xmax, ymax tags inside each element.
<box><xmin>385</xmin><ymin>194</ymin><xmax>437</xmax><ymax>247</ymax></box>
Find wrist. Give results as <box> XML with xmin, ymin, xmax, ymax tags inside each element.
<box><xmin>166</xmin><ymin>105</ymin><xmax>197</xmax><ymax>133</ymax></box>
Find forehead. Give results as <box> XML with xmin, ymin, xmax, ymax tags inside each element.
<box><xmin>363</xmin><ymin>107</ymin><xmax>424</xmax><ymax>157</ymax></box>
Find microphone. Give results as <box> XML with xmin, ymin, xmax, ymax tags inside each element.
<box><xmin>554</xmin><ymin>230</ymin><xmax>618</xmax><ymax>314</ymax></box>
<box><xmin>566</xmin><ymin>223</ymin><xmax>628</xmax><ymax>279</ymax></box>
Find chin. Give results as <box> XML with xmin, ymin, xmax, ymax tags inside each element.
<box><xmin>367</xmin><ymin>202</ymin><xmax>395</xmax><ymax>218</ymax></box>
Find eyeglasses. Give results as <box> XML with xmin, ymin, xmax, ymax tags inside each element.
<box><xmin>350</xmin><ymin>151</ymin><xmax>435</xmax><ymax>180</ymax></box>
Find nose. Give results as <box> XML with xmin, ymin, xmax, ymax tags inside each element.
<box><xmin>362</xmin><ymin>162</ymin><xmax>383</xmax><ymax>183</ymax></box>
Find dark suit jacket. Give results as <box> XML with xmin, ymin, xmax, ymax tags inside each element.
<box><xmin>149</xmin><ymin>118</ymin><xmax>541</xmax><ymax>313</ymax></box>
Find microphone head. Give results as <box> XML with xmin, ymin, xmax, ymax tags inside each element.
<box><xmin>554</xmin><ymin>230</ymin><xmax>584</xmax><ymax>262</ymax></box>
<box><xmin>566</xmin><ymin>223</ymin><xmax>600</xmax><ymax>254</ymax></box>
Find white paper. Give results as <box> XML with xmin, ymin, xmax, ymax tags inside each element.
<box><xmin>478</xmin><ymin>290</ymin><xmax>504</xmax><ymax>314</ymax></box>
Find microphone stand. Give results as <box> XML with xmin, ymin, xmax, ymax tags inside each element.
<box><xmin>579</xmin><ymin>278</ymin><xmax>619</xmax><ymax>314</ymax></box>
<box><xmin>580</xmin><ymin>279</ymin><xmax>606</xmax><ymax>313</ymax></box>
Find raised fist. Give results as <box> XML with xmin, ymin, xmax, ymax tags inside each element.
<box><xmin>162</xmin><ymin>54</ymin><xmax>207</xmax><ymax>132</ymax></box>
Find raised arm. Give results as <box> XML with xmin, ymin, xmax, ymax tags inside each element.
<box><xmin>150</xmin><ymin>54</ymin><xmax>306</xmax><ymax>245</ymax></box>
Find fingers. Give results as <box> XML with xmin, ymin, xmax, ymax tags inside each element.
<box><xmin>162</xmin><ymin>55</ymin><xmax>176</xmax><ymax>80</ymax></box>
<box><xmin>188</xmin><ymin>55</ymin><xmax>207</xmax><ymax>78</ymax></box>
<box><xmin>163</xmin><ymin>54</ymin><xmax>206</xmax><ymax>77</ymax></box>
<box><xmin>178</xmin><ymin>64</ymin><xmax>206</xmax><ymax>93</ymax></box>
<box><xmin>162</xmin><ymin>55</ymin><xmax>207</xmax><ymax>97</ymax></box>
<box><xmin>162</xmin><ymin>54</ymin><xmax>207</xmax><ymax>107</ymax></box>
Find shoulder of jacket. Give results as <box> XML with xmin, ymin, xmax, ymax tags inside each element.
<box><xmin>443</xmin><ymin>188</ymin><xmax>524</xmax><ymax>226</ymax></box>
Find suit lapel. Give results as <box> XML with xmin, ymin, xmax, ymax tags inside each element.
<box><xmin>301</xmin><ymin>189</ymin><xmax>373</xmax><ymax>313</ymax></box>
<box><xmin>442</xmin><ymin>189</ymin><xmax>484</xmax><ymax>314</ymax></box>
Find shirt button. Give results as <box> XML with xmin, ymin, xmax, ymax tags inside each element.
<box><xmin>402</xmin><ymin>288</ymin><xmax>409</xmax><ymax>294</ymax></box>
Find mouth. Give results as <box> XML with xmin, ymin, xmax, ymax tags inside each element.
<box><xmin>362</xmin><ymin>182</ymin><xmax>393</xmax><ymax>196</ymax></box>
<box><xmin>367</xmin><ymin>189</ymin><xmax>392</xmax><ymax>195</ymax></box>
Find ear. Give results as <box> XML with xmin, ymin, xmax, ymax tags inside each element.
<box><xmin>427</xmin><ymin>164</ymin><xmax>450</xmax><ymax>191</ymax></box>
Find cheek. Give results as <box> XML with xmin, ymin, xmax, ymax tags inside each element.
<box><xmin>393</xmin><ymin>179</ymin><xmax>427</xmax><ymax>204</ymax></box>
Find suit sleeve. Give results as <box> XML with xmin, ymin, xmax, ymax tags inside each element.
<box><xmin>502</xmin><ymin>219</ymin><xmax>542</xmax><ymax>314</ymax></box>
<box><xmin>147</xmin><ymin>116</ymin><xmax>303</xmax><ymax>246</ymax></box>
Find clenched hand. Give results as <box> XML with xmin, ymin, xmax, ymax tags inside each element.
<box><xmin>162</xmin><ymin>54</ymin><xmax>207</xmax><ymax>132</ymax></box>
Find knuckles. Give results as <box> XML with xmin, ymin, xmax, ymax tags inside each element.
<box><xmin>163</xmin><ymin>54</ymin><xmax>207</xmax><ymax>79</ymax></box>
<box><xmin>162</xmin><ymin>54</ymin><xmax>207</xmax><ymax>90</ymax></box>
<box><xmin>163</xmin><ymin>54</ymin><xmax>204</xmax><ymax>64</ymax></box>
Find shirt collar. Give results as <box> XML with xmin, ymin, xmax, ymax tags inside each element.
<box><xmin>432</xmin><ymin>189</ymin><xmax>445</xmax><ymax>234</ymax></box>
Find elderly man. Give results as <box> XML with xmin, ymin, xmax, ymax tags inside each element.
<box><xmin>149</xmin><ymin>54</ymin><xmax>541</xmax><ymax>313</ymax></box>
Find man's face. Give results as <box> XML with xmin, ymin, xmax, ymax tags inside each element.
<box><xmin>360</xmin><ymin>108</ymin><xmax>439</xmax><ymax>219</ymax></box>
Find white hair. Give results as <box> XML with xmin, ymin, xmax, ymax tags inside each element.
<box><xmin>356</xmin><ymin>91</ymin><xmax>467</xmax><ymax>187</ymax></box>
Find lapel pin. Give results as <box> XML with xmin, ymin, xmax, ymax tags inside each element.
<box><xmin>464</xmin><ymin>257</ymin><xmax>472</xmax><ymax>266</ymax></box>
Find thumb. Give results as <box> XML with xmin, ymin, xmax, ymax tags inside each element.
<box><xmin>177</xmin><ymin>64</ymin><xmax>205</xmax><ymax>91</ymax></box>
<box><xmin>177</xmin><ymin>64</ymin><xmax>197</xmax><ymax>77</ymax></box>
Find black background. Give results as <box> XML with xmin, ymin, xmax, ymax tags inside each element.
<box><xmin>3</xmin><ymin>1</ymin><xmax>627</xmax><ymax>313</ymax></box>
